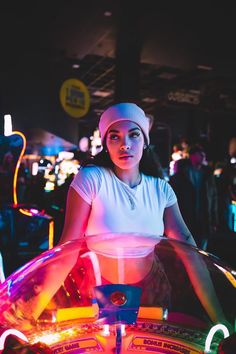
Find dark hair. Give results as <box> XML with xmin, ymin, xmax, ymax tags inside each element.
<box><xmin>188</xmin><ymin>144</ymin><xmax>205</xmax><ymax>155</ymax></box>
<box><xmin>174</xmin><ymin>158</ymin><xmax>191</xmax><ymax>174</ymax></box>
<box><xmin>82</xmin><ymin>145</ymin><xmax>164</xmax><ymax>178</ymax></box>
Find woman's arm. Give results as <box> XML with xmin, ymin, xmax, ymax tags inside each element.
<box><xmin>164</xmin><ymin>202</ymin><xmax>196</xmax><ymax>246</ymax></box>
<box><xmin>172</xmin><ymin>242</ymin><xmax>228</xmax><ymax>325</ymax></box>
<box><xmin>59</xmin><ymin>187</ymin><xmax>91</xmax><ymax>244</ymax></box>
<box><xmin>164</xmin><ymin>203</ymin><xmax>230</xmax><ymax>326</ymax></box>
<box><xmin>15</xmin><ymin>188</ymin><xmax>91</xmax><ymax>322</ymax></box>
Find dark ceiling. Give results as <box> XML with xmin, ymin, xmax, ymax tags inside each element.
<box><xmin>1</xmin><ymin>1</ymin><xmax>236</xmax><ymax>156</ymax></box>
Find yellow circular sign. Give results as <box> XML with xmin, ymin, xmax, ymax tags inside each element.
<box><xmin>59</xmin><ymin>78</ymin><xmax>90</xmax><ymax>118</ymax></box>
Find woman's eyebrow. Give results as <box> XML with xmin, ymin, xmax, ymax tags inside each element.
<box><xmin>108</xmin><ymin>129</ymin><xmax>119</xmax><ymax>133</ymax></box>
<box><xmin>128</xmin><ymin>127</ymin><xmax>141</xmax><ymax>132</ymax></box>
<box><xmin>108</xmin><ymin>127</ymin><xmax>140</xmax><ymax>134</ymax></box>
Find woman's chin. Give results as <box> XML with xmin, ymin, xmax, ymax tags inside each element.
<box><xmin>114</xmin><ymin>158</ymin><xmax>140</xmax><ymax>169</ymax></box>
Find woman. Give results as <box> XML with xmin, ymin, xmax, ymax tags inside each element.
<box><xmin>10</xmin><ymin>103</ymin><xmax>228</xmax><ymax>328</ymax></box>
<box><xmin>58</xmin><ymin>103</ymin><xmax>230</xmax><ymax>326</ymax></box>
<box><xmin>59</xmin><ymin>102</ymin><xmax>196</xmax><ymax>246</ymax></box>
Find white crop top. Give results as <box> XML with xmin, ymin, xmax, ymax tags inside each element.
<box><xmin>70</xmin><ymin>166</ymin><xmax>177</xmax><ymax>237</ymax></box>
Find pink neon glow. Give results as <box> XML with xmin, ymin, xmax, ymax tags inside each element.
<box><xmin>29</xmin><ymin>208</ymin><xmax>40</xmax><ymax>215</ymax></box>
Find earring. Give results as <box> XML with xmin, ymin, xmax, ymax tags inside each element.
<box><xmin>144</xmin><ymin>144</ymin><xmax>147</xmax><ymax>150</ymax></box>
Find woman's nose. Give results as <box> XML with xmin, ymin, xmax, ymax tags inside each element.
<box><xmin>120</xmin><ymin>138</ymin><xmax>131</xmax><ymax>150</ymax></box>
<box><xmin>120</xmin><ymin>144</ymin><xmax>130</xmax><ymax>151</ymax></box>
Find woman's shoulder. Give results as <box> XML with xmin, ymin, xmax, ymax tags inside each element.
<box><xmin>74</xmin><ymin>165</ymin><xmax>111</xmax><ymax>182</ymax></box>
<box><xmin>144</xmin><ymin>174</ymin><xmax>174</xmax><ymax>191</ymax></box>
<box><xmin>70</xmin><ymin>165</ymin><xmax>110</xmax><ymax>196</ymax></box>
<box><xmin>69</xmin><ymin>166</ymin><xmax>108</xmax><ymax>201</ymax></box>
<box><xmin>80</xmin><ymin>164</ymin><xmax>103</xmax><ymax>174</ymax></box>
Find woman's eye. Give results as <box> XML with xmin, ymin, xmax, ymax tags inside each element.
<box><xmin>108</xmin><ymin>134</ymin><xmax>119</xmax><ymax>140</ymax></box>
<box><xmin>130</xmin><ymin>131</ymin><xmax>140</xmax><ymax>138</ymax></box>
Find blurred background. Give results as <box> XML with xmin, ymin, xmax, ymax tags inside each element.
<box><xmin>0</xmin><ymin>0</ymin><xmax>236</xmax><ymax>278</ymax></box>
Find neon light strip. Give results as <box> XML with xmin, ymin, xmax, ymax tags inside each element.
<box><xmin>48</xmin><ymin>220</ymin><xmax>55</xmax><ymax>249</ymax></box>
<box><xmin>205</xmin><ymin>324</ymin><xmax>229</xmax><ymax>352</ymax></box>
<box><xmin>10</xmin><ymin>130</ymin><xmax>54</xmax><ymax>250</ymax></box>
<box><xmin>11</xmin><ymin>131</ymin><xmax>26</xmax><ymax>206</ymax></box>
<box><xmin>19</xmin><ymin>208</ymin><xmax>34</xmax><ymax>216</ymax></box>
<box><xmin>231</xmin><ymin>201</ymin><xmax>236</xmax><ymax>232</ymax></box>
<box><xmin>214</xmin><ymin>263</ymin><xmax>236</xmax><ymax>288</ymax></box>
<box><xmin>11</xmin><ymin>132</ymin><xmax>33</xmax><ymax>217</ymax></box>
<box><xmin>0</xmin><ymin>329</ymin><xmax>28</xmax><ymax>350</ymax></box>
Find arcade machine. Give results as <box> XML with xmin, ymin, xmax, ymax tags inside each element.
<box><xmin>0</xmin><ymin>115</ymin><xmax>54</xmax><ymax>277</ymax></box>
<box><xmin>0</xmin><ymin>233</ymin><xmax>235</xmax><ymax>353</ymax></box>
<box><xmin>0</xmin><ymin>119</ymin><xmax>235</xmax><ymax>353</ymax></box>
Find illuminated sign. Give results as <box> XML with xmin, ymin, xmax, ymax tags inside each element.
<box><xmin>129</xmin><ymin>336</ymin><xmax>201</xmax><ymax>353</ymax></box>
<box><xmin>59</xmin><ymin>78</ymin><xmax>90</xmax><ymax>118</ymax></box>
<box><xmin>52</xmin><ymin>337</ymin><xmax>103</xmax><ymax>353</ymax></box>
<box><xmin>168</xmin><ymin>90</ymin><xmax>200</xmax><ymax>105</ymax></box>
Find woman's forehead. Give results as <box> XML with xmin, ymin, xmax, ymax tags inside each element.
<box><xmin>108</xmin><ymin>120</ymin><xmax>141</xmax><ymax>132</ymax></box>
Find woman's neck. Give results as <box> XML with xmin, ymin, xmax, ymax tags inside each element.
<box><xmin>113</xmin><ymin>166</ymin><xmax>141</xmax><ymax>188</ymax></box>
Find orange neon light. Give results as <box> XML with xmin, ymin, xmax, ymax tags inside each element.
<box><xmin>11</xmin><ymin>131</ymin><xmax>26</xmax><ymax>206</ymax></box>
<box><xmin>56</xmin><ymin>306</ymin><xmax>96</xmax><ymax>322</ymax></box>
<box><xmin>53</xmin><ymin>306</ymin><xmax>164</xmax><ymax>322</ymax></box>
<box><xmin>48</xmin><ymin>220</ymin><xmax>55</xmax><ymax>249</ymax></box>
<box><xmin>10</xmin><ymin>130</ymin><xmax>54</xmax><ymax>250</ymax></box>
<box><xmin>19</xmin><ymin>208</ymin><xmax>34</xmax><ymax>216</ymax></box>
<box><xmin>11</xmin><ymin>131</ymin><xmax>32</xmax><ymax>217</ymax></box>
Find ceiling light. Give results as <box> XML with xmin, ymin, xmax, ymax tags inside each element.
<box><xmin>93</xmin><ymin>90</ymin><xmax>112</xmax><ymax>97</ymax></box>
<box><xmin>94</xmin><ymin>109</ymin><xmax>103</xmax><ymax>114</ymax></box>
<box><xmin>220</xmin><ymin>94</ymin><xmax>228</xmax><ymax>99</ymax></box>
<box><xmin>197</xmin><ymin>64</ymin><xmax>213</xmax><ymax>71</ymax></box>
<box><xmin>168</xmin><ymin>90</ymin><xmax>200</xmax><ymax>105</ymax></box>
<box><xmin>189</xmin><ymin>89</ymin><xmax>200</xmax><ymax>94</ymax></box>
<box><xmin>157</xmin><ymin>72</ymin><xmax>177</xmax><ymax>80</ymax></box>
<box><xmin>72</xmin><ymin>64</ymin><xmax>80</xmax><ymax>69</ymax></box>
<box><xmin>142</xmin><ymin>97</ymin><xmax>157</xmax><ymax>103</ymax></box>
<box><xmin>104</xmin><ymin>11</ymin><xmax>112</xmax><ymax>17</ymax></box>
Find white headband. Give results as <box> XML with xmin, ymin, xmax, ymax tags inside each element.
<box><xmin>99</xmin><ymin>103</ymin><xmax>150</xmax><ymax>145</ymax></box>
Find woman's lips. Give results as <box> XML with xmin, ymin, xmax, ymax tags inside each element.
<box><xmin>119</xmin><ymin>155</ymin><xmax>133</xmax><ymax>159</ymax></box>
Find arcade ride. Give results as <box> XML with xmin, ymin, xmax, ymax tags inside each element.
<box><xmin>0</xmin><ymin>233</ymin><xmax>235</xmax><ymax>353</ymax></box>
<box><xmin>0</xmin><ymin>117</ymin><xmax>235</xmax><ymax>352</ymax></box>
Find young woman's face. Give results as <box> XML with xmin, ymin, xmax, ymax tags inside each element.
<box><xmin>106</xmin><ymin>120</ymin><xmax>145</xmax><ymax>170</ymax></box>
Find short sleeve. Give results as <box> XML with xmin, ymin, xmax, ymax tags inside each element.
<box><xmin>70</xmin><ymin>166</ymin><xmax>102</xmax><ymax>205</ymax></box>
<box><xmin>160</xmin><ymin>179</ymin><xmax>177</xmax><ymax>208</ymax></box>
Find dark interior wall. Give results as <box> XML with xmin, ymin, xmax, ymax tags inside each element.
<box><xmin>0</xmin><ymin>60</ymin><xmax>81</xmax><ymax>145</ymax></box>
<box><xmin>208</xmin><ymin>113</ymin><xmax>236</xmax><ymax>162</ymax></box>
<box><xmin>1</xmin><ymin>54</ymin><xmax>235</xmax><ymax>164</ymax></box>
<box><xmin>152</xmin><ymin>106</ymin><xmax>236</xmax><ymax>164</ymax></box>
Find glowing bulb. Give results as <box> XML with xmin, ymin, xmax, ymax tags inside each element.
<box><xmin>121</xmin><ymin>324</ymin><xmax>126</xmax><ymax>336</ymax></box>
<box><xmin>102</xmin><ymin>324</ymin><xmax>110</xmax><ymax>336</ymax></box>
<box><xmin>32</xmin><ymin>162</ymin><xmax>39</xmax><ymax>176</ymax></box>
<box><xmin>4</xmin><ymin>114</ymin><xmax>12</xmax><ymax>136</ymax></box>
